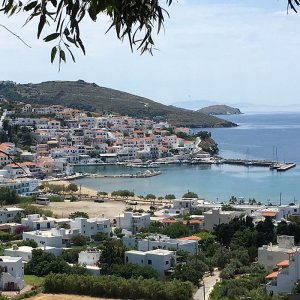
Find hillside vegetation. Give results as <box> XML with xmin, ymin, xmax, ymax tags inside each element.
<box><xmin>198</xmin><ymin>105</ymin><xmax>242</xmax><ymax>115</ymax></box>
<box><xmin>0</xmin><ymin>80</ymin><xmax>236</xmax><ymax>128</ymax></box>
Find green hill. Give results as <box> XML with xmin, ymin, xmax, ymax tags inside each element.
<box><xmin>0</xmin><ymin>80</ymin><xmax>237</xmax><ymax>128</ymax></box>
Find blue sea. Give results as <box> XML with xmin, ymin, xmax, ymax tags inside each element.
<box><xmin>73</xmin><ymin>113</ymin><xmax>300</xmax><ymax>204</ymax></box>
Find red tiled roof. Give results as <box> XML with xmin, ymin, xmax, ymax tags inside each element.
<box><xmin>265</xmin><ymin>271</ymin><xmax>278</xmax><ymax>279</ymax></box>
<box><xmin>277</xmin><ymin>260</ymin><xmax>289</xmax><ymax>267</ymax></box>
<box><xmin>178</xmin><ymin>235</ymin><xmax>201</xmax><ymax>241</ymax></box>
<box><xmin>261</xmin><ymin>211</ymin><xmax>277</xmax><ymax>217</ymax></box>
<box><xmin>182</xmin><ymin>220</ymin><xmax>203</xmax><ymax>225</ymax></box>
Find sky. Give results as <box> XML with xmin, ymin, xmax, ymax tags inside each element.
<box><xmin>1</xmin><ymin>0</ymin><xmax>300</xmax><ymax>111</ymax></box>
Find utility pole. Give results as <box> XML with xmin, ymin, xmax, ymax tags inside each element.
<box><xmin>203</xmin><ymin>281</ymin><xmax>206</xmax><ymax>300</ymax></box>
<box><xmin>279</xmin><ymin>192</ymin><xmax>282</xmax><ymax>206</ymax></box>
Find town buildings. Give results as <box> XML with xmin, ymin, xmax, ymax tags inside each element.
<box><xmin>258</xmin><ymin>235</ymin><xmax>295</xmax><ymax>270</ymax></box>
<box><xmin>0</xmin><ymin>256</ymin><xmax>25</xmax><ymax>291</ymax></box>
<box><xmin>70</xmin><ymin>217</ymin><xmax>111</xmax><ymax>237</ymax></box>
<box><xmin>116</xmin><ymin>212</ymin><xmax>151</xmax><ymax>234</ymax></box>
<box><xmin>125</xmin><ymin>249</ymin><xmax>176</xmax><ymax>277</ymax></box>
<box><xmin>123</xmin><ymin>234</ymin><xmax>199</xmax><ymax>255</ymax></box>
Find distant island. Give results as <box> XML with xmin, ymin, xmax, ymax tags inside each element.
<box><xmin>198</xmin><ymin>105</ymin><xmax>242</xmax><ymax>115</ymax></box>
<box><xmin>0</xmin><ymin>80</ymin><xmax>237</xmax><ymax>128</ymax></box>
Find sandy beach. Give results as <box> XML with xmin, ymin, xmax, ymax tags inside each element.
<box><xmin>45</xmin><ymin>180</ymin><xmax>98</xmax><ymax>197</ymax></box>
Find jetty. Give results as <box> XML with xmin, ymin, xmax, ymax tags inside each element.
<box><xmin>86</xmin><ymin>170</ymin><xmax>162</xmax><ymax>179</ymax></box>
<box><xmin>272</xmin><ymin>163</ymin><xmax>296</xmax><ymax>172</ymax></box>
<box><xmin>189</xmin><ymin>158</ymin><xmax>296</xmax><ymax>171</ymax></box>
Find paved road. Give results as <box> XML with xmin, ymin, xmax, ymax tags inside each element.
<box><xmin>193</xmin><ymin>271</ymin><xmax>220</xmax><ymax>300</ymax></box>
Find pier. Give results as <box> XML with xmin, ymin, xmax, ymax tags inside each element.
<box><xmin>190</xmin><ymin>158</ymin><xmax>296</xmax><ymax>171</ymax></box>
<box><xmin>86</xmin><ymin>170</ymin><xmax>162</xmax><ymax>179</ymax></box>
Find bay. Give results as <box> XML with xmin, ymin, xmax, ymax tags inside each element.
<box><xmin>73</xmin><ymin>112</ymin><xmax>300</xmax><ymax>204</ymax></box>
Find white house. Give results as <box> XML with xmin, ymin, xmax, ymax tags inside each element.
<box><xmin>173</xmin><ymin>198</ymin><xmax>200</xmax><ymax>212</ymax></box>
<box><xmin>266</xmin><ymin>248</ymin><xmax>300</xmax><ymax>294</ymax></box>
<box><xmin>0</xmin><ymin>256</ymin><xmax>25</xmax><ymax>291</ymax></box>
<box><xmin>258</xmin><ymin>235</ymin><xmax>295</xmax><ymax>270</ymax></box>
<box><xmin>70</xmin><ymin>217</ymin><xmax>111</xmax><ymax>238</ymax></box>
<box><xmin>21</xmin><ymin>214</ymin><xmax>56</xmax><ymax>231</ymax></box>
<box><xmin>78</xmin><ymin>249</ymin><xmax>101</xmax><ymax>266</ymax></box>
<box><xmin>125</xmin><ymin>249</ymin><xmax>176</xmax><ymax>277</ymax></box>
<box><xmin>4</xmin><ymin>244</ymin><xmax>62</xmax><ymax>261</ymax></box>
<box><xmin>77</xmin><ymin>249</ymin><xmax>101</xmax><ymax>275</ymax></box>
<box><xmin>203</xmin><ymin>208</ymin><xmax>243</xmax><ymax>231</ymax></box>
<box><xmin>0</xmin><ymin>207</ymin><xmax>24</xmax><ymax>224</ymax></box>
<box><xmin>23</xmin><ymin>227</ymin><xmax>80</xmax><ymax>248</ymax></box>
<box><xmin>116</xmin><ymin>212</ymin><xmax>151</xmax><ymax>234</ymax></box>
<box><xmin>123</xmin><ymin>234</ymin><xmax>198</xmax><ymax>255</ymax></box>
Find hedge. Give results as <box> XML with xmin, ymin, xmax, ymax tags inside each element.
<box><xmin>44</xmin><ymin>273</ymin><xmax>194</xmax><ymax>300</ymax></box>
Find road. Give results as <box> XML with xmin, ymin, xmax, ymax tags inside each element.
<box><xmin>193</xmin><ymin>271</ymin><xmax>220</xmax><ymax>300</ymax></box>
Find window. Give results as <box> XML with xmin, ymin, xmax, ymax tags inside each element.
<box><xmin>166</xmin><ymin>261</ymin><xmax>169</xmax><ymax>265</ymax></box>
<box><xmin>148</xmin><ymin>260</ymin><xmax>152</xmax><ymax>265</ymax></box>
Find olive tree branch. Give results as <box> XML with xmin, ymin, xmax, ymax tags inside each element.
<box><xmin>0</xmin><ymin>23</ymin><xmax>32</xmax><ymax>48</ymax></box>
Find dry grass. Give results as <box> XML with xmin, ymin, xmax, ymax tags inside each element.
<box><xmin>48</xmin><ymin>200</ymin><xmax>150</xmax><ymax>219</ymax></box>
<box><xmin>28</xmin><ymin>294</ymin><xmax>118</xmax><ymax>300</ymax></box>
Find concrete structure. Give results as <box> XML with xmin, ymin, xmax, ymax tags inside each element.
<box><xmin>258</xmin><ymin>235</ymin><xmax>295</xmax><ymax>270</ymax></box>
<box><xmin>21</xmin><ymin>214</ymin><xmax>56</xmax><ymax>230</ymax></box>
<box><xmin>116</xmin><ymin>212</ymin><xmax>151</xmax><ymax>234</ymax></box>
<box><xmin>0</xmin><ymin>207</ymin><xmax>24</xmax><ymax>224</ymax></box>
<box><xmin>123</xmin><ymin>234</ymin><xmax>199</xmax><ymax>255</ymax></box>
<box><xmin>78</xmin><ymin>249</ymin><xmax>101</xmax><ymax>266</ymax></box>
<box><xmin>125</xmin><ymin>249</ymin><xmax>176</xmax><ymax>277</ymax></box>
<box><xmin>266</xmin><ymin>248</ymin><xmax>300</xmax><ymax>294</ymax></box>
<box><xmin>172</xmin><ymin>198</ymin><xmax>199</xmax><ymax>213</ymax></box>
<box><xmin>4</xmin><ymin>245</ymin><xmax>62</xmax><ymax>261</ymax></box>
<box><xmin>0</xmin><ymin>256</ymin><xmax>25</xmax><ymax>291</ymax></box>
<box><xmin>76</xmin><ymin>249</ymin><xmax>101</xmax><ymax>275</ymax></box>
<box><xmin>70</xmin><ymin>217</ymin><xmax>111</xmax><ymax>238</ymax></box>
<box><xmin>23</xmin><ymin>227</ymin><xmax>80</xmax><ymax>248</ymax></box>
<box><xmin>203</xmin><ymin>208</ymin><xmax>243</xmax><ymax>230</ymax></box>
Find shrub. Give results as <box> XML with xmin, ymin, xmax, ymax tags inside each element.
<box><xmin>44</xmin><ymin>274</ymin><xmax>195</xmax><ymax>300</ymax></box>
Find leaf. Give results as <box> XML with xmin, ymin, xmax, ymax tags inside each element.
<box><xmin>23</xmin><ymin>0</ymin><xmax>37</xmax><ymax>11</ymax></box>
<box><xmin>51</xmin><ymin>46</ymin><xmax>57</xmax><ymax>63</ymax></box>
<box><xmin>77</xmin><ymin>38</ymin><xmax>85</xmax><ymax>55</ymax></box>
<box><xmin>43</xmin><ymin>33</ymin><xmax>60</xmax><ymax>42</ymax></box>
<box><xmin>50</xmin><ymin>0</ymin><xmax>57</xmax><ymax>7</ymax></box>
<box><xmin>65</xmin><ymin>45</ymin><xmax>76</xmax><ymax>62</ymax></box>
<box><xmin>66</xmin><ymin>36</ymin><xmax>75</xmax><ymax>44</ymax></box>
<box><xmin>37</xmin><ymin>14</ymin><xmax>46</xmax><ymax>38</ymax></box>
<box><xmin>60</xmin><ymin>49</ymin><xmax>66</xmax><ymax>62</ymax></box>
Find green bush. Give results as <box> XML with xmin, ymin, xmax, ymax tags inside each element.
<box><xmin>102</xmin><ymin>263</ymin><xmax>159</xmax><ymax>279</ymax></box>
<box><xmin>44</xmin><ymin>273</ymin><xmax>195</xmax><ymax>300</ymax></box>
<box><xmin>48</xmin><ymin>195</ymin><xmax>64</xmax><ymax>202</ymax></box>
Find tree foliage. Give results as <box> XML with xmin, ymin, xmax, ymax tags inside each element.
<box><xmin>69</xmin><ymin>211</ymin><xmax>89</xmax><ymax>219</ymax></box>
<box><xmin>1</xmin><ymin>0</ymin><xmax>172</xmax><ymax>66</ymax></box>
<box><xmin>0</xmin><ymin>187</ymin><xmax>19</xmax><ymax>205</ymax></box>
<box><xmin>182</xmin><ymin>192</ymin><xmax>198</xmax><ymax>198</ymax></box>
<box><xmin>66</xmin><ymin>183</ymin><xmax>78</xmax><ymax>192</ymax></box>
<box><xmin>102</xmin><ymin>263</ymin><xmax>159</xmax><ymax>279</ymax></box>
<box><xmin>44</xmin><ymin>273</ymin><xmax>195</xmax><ymax>300</ymax></box>
<box><xmin>25</xmin><ymin>249</ymin><xmax>87</xmax><ymax>276</ymax></box>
